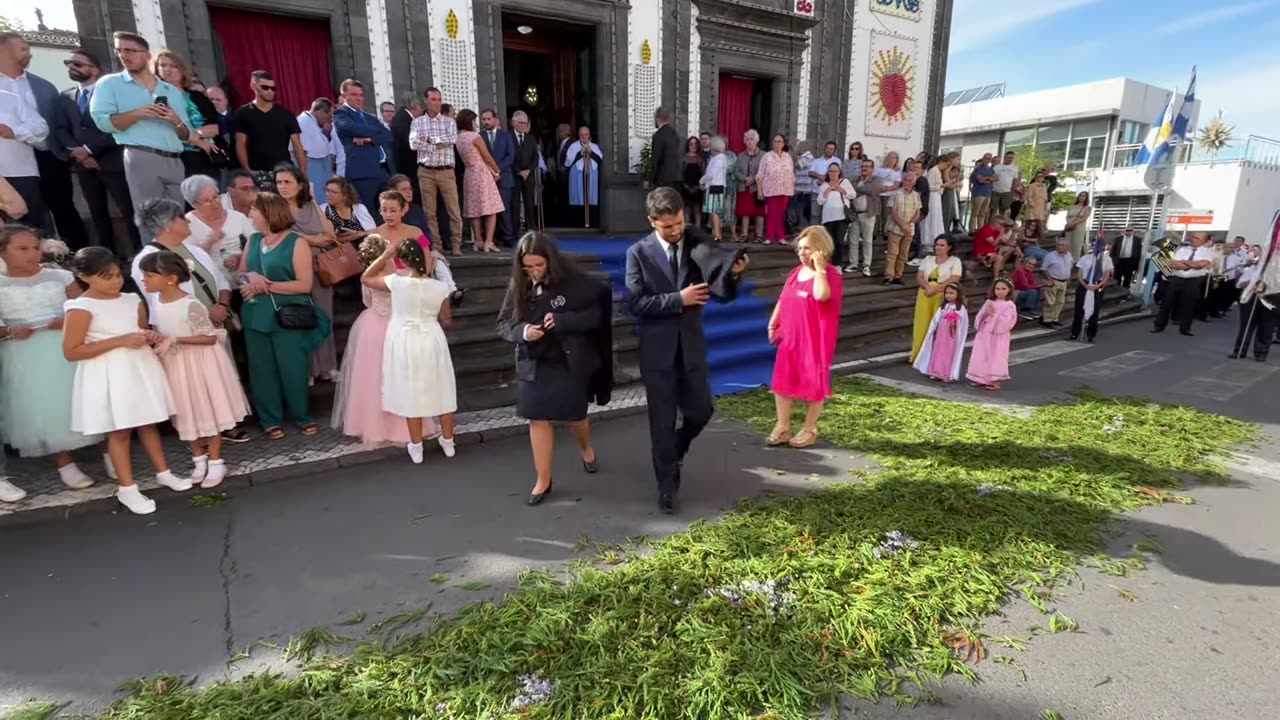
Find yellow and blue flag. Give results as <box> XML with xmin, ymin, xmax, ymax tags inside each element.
<box><xmin>1138</xmin><ymin>67</ymin><xmax>1196</xmax><ymax>188</ymax></box>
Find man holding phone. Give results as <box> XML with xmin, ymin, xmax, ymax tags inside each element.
<box><xmin>626</xmin><ymin>187</ymin><xmax>749</xmax><ymax>514</ymax></box>
<box><xmin>90</xmin><ymin>31</ymin><xmax>191</xmax><ymax>220</ymax></box>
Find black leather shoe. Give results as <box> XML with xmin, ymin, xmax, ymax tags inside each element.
<box><xmin>582</xmin><ymin>454</ymin><xmax>598</xmax><ymax>474</ymax></box>
<box><xmin>1150</xmin><ymin>328</ymin><xmax>1164</xmax><ymax>334</ymax></box>
<box><xmin>1068</xmin><ymin>334</ymin><xmax>1079</xmax><ymax>341</ymax></box>
<box><xmin>1087</xmin><ymin>337</ymin><xmax>1095</xmax><ymax>343</ymax></box>
<box><xmin>658</xmin><ymin>492</ymin><xmax>675</xmax><ymax>514</ymax></box>
<box><xmin>527</xmin><ymin>482</ymin><xmax>552</xmax><ymax>506</ymax></box>
<box><xmin>1180</xmin><ymin>330</ymin><xmax>1195</xmax><ymax>337</ymax></box>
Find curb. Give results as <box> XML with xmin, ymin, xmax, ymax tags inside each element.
<box><xmin>0</xmin><ymin>403</ymin><xmax>650</xmax><ymax>531</ymax></box>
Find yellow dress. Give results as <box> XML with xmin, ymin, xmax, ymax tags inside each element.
<box><xmin>910</xmin><ymin>268</ymin><xmax>944</xmax><ymax>363</ymax></box>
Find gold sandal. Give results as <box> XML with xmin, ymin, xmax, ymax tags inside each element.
<box><xmin>766</xmin><ymin>427</ymin><xmax>793</xmax><ymax>446</ymax></box>
<box><xmin>788</xmin><ymin>428</ymin><xmax>819</xmax><ymax>448</ymax></box>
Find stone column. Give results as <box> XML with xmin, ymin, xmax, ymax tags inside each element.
<box><xmin>364</xmin><ymin>0</ymin><xmax>394</xmax><ymax>105</ymax></box>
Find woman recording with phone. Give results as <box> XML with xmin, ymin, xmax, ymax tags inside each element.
<box><xmin>497</xmin><ymin>232</ymin><xmax>613</xmax><ymax>506</ymax></box>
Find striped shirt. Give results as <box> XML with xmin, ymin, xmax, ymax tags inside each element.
<box><xmin>408</xmin><ymin>112</ymin><xmax>457</xmax><ymax>168</ymax></box>
<box><xmin>886</xmin><ymin>188</ymin><xmax>921</xmax><ymax>235</ymax></box>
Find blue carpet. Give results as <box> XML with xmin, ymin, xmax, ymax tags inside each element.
<box><xmin>557</xmin><ymin>236</ymin><xmax>776</xmax><ymax>396</ymax></box>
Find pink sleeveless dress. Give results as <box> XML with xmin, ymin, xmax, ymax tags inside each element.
<box><xmin>458</xmin><ymin>130</ymin><xmax>505</xmax><ymax>218</ymax></box>
<box><xmin>770</xmin><ymin>265</ymin><xmax>844</xmax><ymax>402</ymax></box>
<box><xmin>331</xmin><ymin>278</ymin><xmax>439</xmax><ymax>445</ymax></box>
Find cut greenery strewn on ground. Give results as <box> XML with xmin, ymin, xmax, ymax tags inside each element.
<box><xmin>88</xmin><ymin>378</ymin><xmax>1250</xmax><ymax>719</ymax></box>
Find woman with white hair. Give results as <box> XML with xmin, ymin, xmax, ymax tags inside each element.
<box><xmin>699</xmin><ymin>135</ymin><xmax>730</xmax><ymax>242</ymax></box>
<box><xmin>183</xmin><ymin>174</ymin><xmax>253</xmax><ymax>290</ymax></box>
<box><xmin>132</xmin><ymin>199</ymin><xmax>232</xmax><ymax>325</ymax></box>
<box><xmin>735</xmin><ymin>130</ymin><xmax>765</xmax><ymax>241</ymax></box>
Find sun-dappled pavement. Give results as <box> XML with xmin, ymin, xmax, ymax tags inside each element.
<box><xmin>4</xmin><ymin>335</ymin><xmax>1277</xmax><ymax>720</ymax></box>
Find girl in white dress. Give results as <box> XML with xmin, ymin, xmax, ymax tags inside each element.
<box><xmin>141</xmin><ymin>251</ymin><xmax>251</xmax><ymax>489</ymax></box>
<box><xmin>63</xmin><ymin>247</ymin><xmax>192</xmax><ymax>515</ymax></box>
<box><xmin>361</xmin><ymin>238</ymin><xmax>458</xmax><ymax>464</ymax></box>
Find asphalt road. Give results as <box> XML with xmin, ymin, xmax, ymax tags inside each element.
<box><xmin>1</xmin><ymin>312</ymin><xmax>1276</xmax><ymax>719</ymax></box>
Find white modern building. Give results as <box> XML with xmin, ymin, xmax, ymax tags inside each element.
<box><xmin>940</xmin><ymin>77</ymin><xmax>1280</xmax><ymax>245</ymax></box>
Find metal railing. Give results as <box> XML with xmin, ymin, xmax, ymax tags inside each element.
<box><xmin>1110</xmin><ymin>135</ymin><xmax>1280</xmax><ymax>170</ymax></box>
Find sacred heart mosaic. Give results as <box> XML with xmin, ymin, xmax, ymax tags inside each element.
<box><xmin>866</xmin><ymin>31</ymin><xmax>917</xmax><ymax>139</ymax></box>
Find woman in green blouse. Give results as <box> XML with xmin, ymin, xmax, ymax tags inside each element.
<box><xmin>237</xmin><ymin>193</ymin><xmax>332</xmax><ymax>439</ymax></box>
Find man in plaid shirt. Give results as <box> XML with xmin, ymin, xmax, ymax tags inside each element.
<box><xmin>409</xmin><ymin>87</ymin><xmax>463</xmax><ymax>255</ymax></box>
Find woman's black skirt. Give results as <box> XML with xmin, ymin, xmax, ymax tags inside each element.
<box><xmin>517</xmin><ymin>360</ymin><xmax>589</xmax><ymax>422</ymax></box>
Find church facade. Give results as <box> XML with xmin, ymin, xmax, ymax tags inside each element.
<box><xmin>71</xmin><ymin>0</ymin><xmax>953</xmax><ymax>230</ymax></box>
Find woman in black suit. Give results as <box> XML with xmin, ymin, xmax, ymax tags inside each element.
<box><xmin>498</xmin><ymin>232</ymin><xmax>613</xmax><ymax>505</ymax></box>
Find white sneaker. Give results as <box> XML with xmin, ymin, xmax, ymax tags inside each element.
<box><xmin>861</xmin><ymin>266</ymin><xmax>871</xmax><ymax>277</ymax></box>
<box><xmin>407</xmin><ymin>442</ymin><xmax>424</xmax><ymax>464</ymax></box>
<box><xmin>103</xmin><ymin>453</ymin><xmax>118</xmax><ymax>481</ymax></box>
<box><xmin>154</xmin><ymin>470</ymin><xmax>193</xmax><ymax>492</ymax></box>
<box><xmin>191</xmin><ymin>454</ymin><xmax>209</xmax><ymax>483</ymax></box>
<box><xmin>438</xmin><ymin>436</ymin><xmax>456</xmax><ymax>458</ymax></box>
<box><xmin>202</xmin><ymin>459</ymin><xmax>227</xmax><ymax>489</ymax></box>
<box><xmin>907</xmin><ymin>257</ymin><xmax>922</xmax><ymax>267</ymax></box>
<box><xmin>0</xmin><ymin>477</ymin><xmax>27</xmax><ymax>503</ymax></box>
<box><xmin>58</xmin><ymin>462</ymin><xmax>95</xmax><ymax>490</ymax></box>
<box><xmin>117</xmin><ymin>484</ymin><xmax>156</xmax><ymax>515</ymax></box>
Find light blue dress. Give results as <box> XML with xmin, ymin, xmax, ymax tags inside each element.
<box><xmin>0</xmin><ymin>268</ymin><xmax>101</xmax><ymax>456</ymax></box>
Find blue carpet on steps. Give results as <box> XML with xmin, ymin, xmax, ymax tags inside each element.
<box><xmin>556</xmin><ymin>236</ymin><xmax>776</xmax><ymax>396</ymax></box>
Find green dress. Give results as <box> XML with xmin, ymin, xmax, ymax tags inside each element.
<box><xmin>241</xmin><ymin>232</ymin><xmax>332</xmax><ymax>345</ymax></box>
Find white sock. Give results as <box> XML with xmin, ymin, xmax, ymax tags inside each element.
<box><xmin>57</xmin><ymin>463</ymin><xmax>94</xmax><ymax>489</ymax></box>
<box><xmin>203</xmin><ymin>459</ymin><xmax>226</xmax><ymax>487</ymax></box>
<box><xmin>103</xmin><ymin>453</ymin><xmax>117</xmax><ymax>481</ymax></box>
<box><xmin>191</xmin><ymin>454</ymin><xmax>209</xmax><ymax>481</ymax></box>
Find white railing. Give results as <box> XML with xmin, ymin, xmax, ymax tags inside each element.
<box><xmin>1110</xmin><ymin>136</ymin><xmax>1280</xmax><ymax>170</ymax></box>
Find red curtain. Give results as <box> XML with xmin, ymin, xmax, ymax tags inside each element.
<box><xmin>209</xmin><ymin>7</ymin><xmax>334</xmax><ymax>114</ymax></box>
<box><xmin>718</xmin><ymin>75</ymin><xmax>754</xmax><ymax>153</ymax></box>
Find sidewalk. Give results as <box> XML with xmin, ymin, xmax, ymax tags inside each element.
<box><xmin>0</xmin><ymin>306</ymin><xmax>1148</xmax><ymax>527</ymax></box>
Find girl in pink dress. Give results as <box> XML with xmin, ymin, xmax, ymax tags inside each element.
<box><xmin>767</xmin><ymin>225</ymin><xmax>844</xmax><ymax>448</ymax></box>
<box><xmin>455</xmin><ymin>109</ymin><xmax>505</xmax><ymax>253</ymax></box>
<box><xmin>912</xmin><ymin>283</ymin><xmax>969</xmax><ymax>382</ymax></box>
<box><xmin>331</xmin><ymin>234</ymin><xmax>439</xmax><ymax>446</ymax></box>
<box><xmin>967</xmin><ymin>278</ymin><xmax>1019</xmax><ymax>390</ymax></box>
<box><xmin>141</xmin><ymin>251</ymin><xmax>250</xmax><ymax>488</ymax></box>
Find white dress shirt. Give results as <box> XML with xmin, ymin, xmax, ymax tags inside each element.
<box><xmin>1171</xmin><ymin>244</ymin><xmax>1211</xmax><ymax>278</ymax></box>
<box><xmin>296</xmin><ymin>111</ymin><xmax>331</xmax><ymax>159</ymax></box>
<box><xmin>0</xmin><ymin>71</ymin><xmax>49</xmax><ymax>177</ymax></box>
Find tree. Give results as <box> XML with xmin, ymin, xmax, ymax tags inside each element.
<box><xmin>1197</xmin><ymin>115</ymin><xmax>1235</xmax><ymax>166</ymax></box>
<box><xmin>1005</xmin><ymin>144</ymin><xmax>1081</xmax><ymax>213</ymax></box>
<box><xmin>0</xmin><ymin>15</ymin><xmax>24</xmax><ymax>31</ymax></box>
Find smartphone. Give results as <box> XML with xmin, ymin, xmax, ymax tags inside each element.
<box><xmin>154</xmin><ymin>95</ymin><xmax>168</xmax><ymax>107</ymax></box>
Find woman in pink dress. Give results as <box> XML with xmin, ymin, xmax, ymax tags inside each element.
<box><xmin>913</xmin><ymin>283</ymin><xmax>969</xmax><ymax>382</ymax></box>
<box><xmin>140</xmin><ymin>251</ymin><xmax>250</xmax><ymax>489</ymax></box>
<box><xmin>766</xmin><ymin>225</ymin><xmax>844</xmax><ymax>448</ymax></box>
<box><xmin>331</xmin><ymin>234</ymin><xmax>439</xmax><ymax>446</ymax></box>
<box><xmin>455</xmin><ymin>109</ymin><xmax>505</xmax><ymax>254</ymax></box>
<box><xmin>966</xmin><ymin>277</ymin><xmax>1019</xmax><ymax>390</ymax></box>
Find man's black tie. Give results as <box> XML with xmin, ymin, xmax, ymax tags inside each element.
<box><xmin>668</xmin><ymin>243</ymin><xmax>680</xmax><ymax>287</ymax></box>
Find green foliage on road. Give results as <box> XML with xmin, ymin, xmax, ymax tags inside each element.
<box><xmin>91</xmin><ymin>378</ymin><xmax>1250</xmax><ymax>719</ymax></box>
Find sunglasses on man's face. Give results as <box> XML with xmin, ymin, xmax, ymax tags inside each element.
<box><xmin>64</xmin><ymin>59</ymin><xmax>91</xmax><ymax>68</ymax></box>
<box><xmin>259</xmin><ymin>85</ymin><xmax>277</xmax><ymax>92</ymax></box>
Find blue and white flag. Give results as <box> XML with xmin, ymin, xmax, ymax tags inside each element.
<box><xmin>1138</xmin><ymin>67</ymin><xmax>1196</xmax><ymax>189</ymax></box>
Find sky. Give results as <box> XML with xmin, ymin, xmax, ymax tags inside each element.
<box><xmin>8</xmin><ymin>0</ymin><xmax>1278</xmax><ymax>140</ymax></box>
<box><xmin>946</xmin><ymin>0</ymin><xmax>1280</xmax><ymax>140</ymax></box>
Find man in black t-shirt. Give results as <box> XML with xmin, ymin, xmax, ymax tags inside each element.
<box><xmin>232</xmin><ymin>70</ymin><xmax>304</xmax><ymax>189</ymax></box>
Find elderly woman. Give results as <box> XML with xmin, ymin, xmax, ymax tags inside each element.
<box><xmin>874</xmin><ymin>150</ymin><xmax>903</xmax><ymax>239</ymax></box>
<box><xmin>735</xmin><ymin>129</ymin><xmax>765</xmax><ymax>241</ymax></box>
<box><xmin>757</xmin><ymin>134</ymin><xmax>796</xmax><ymax>245</ymax></box>
<box><xmin>699</xmin><ymin>136</ymin><xmax>730</xmax><ymax>242</ymax></box>
<box><xmin>238</xmin><ymin>192</ymin><xmax>332</xmax><ymax>439</ymax></box>
<box><xmin>153</xmin><ymin>49</ymin><xmax>224</xmax><ymax>178</ymax></box>
<box><xmin>183</xmin><ymin>175</ymin><xmax>253</xmax><ymax>288</ymax></box>
<box><xmin>273</xmin><ymin>163</ymin><xmax>339</xmax><ymax>384</ymax></box>
<box><xmin>132</xmin><ymin>198</ymin><xmax>232</xmax><ymax>325</ymax></box>
<box><xmin>322</xmin><ymin>176</ymin><xmax>376</xmax><ymax>243</ymax></box>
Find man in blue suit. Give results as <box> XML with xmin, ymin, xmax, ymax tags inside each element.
<box><xmin>480</xmin><ymin>108</ymin><xmax>515</xmax><ymax>247</ymax></box>
<box><xmin>333</xmin><ymin>78</ymin><xmax>392</xmax><ymax>222</ymax></box>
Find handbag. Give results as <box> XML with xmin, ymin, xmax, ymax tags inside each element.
<box><xmin>314</xmin><ymin>241</ymin><xmax>362</xmax><ymax>287</ymax></box>
<box><xmin>268</xmin><ymin>293</ymin><xmax>319</xmax><ymax>330</ymax></box>
<box><xmin>708</xmin><ymin>185</ymin><xmax>725</xmax><ymax>196</ymax></box>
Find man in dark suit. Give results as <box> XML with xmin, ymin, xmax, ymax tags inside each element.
<box><xmin>510</xmin><ymin>110</ymin><xmax>540</xmax><ymax>234</ymax></box>
<box><xmin>648</xmin><ymin>107</ymin><xmax>683</xmax><ymax>190</ymax></box>
<box><xmin>1110</xmin><ymin>226</ymin><xmax>1143</xmax><ymax>289</ymax></box>
<box><xmin>625</xmin><ymin>187</ymin><xmax>749</xmax><ymax>513</ymax></box>
<box><xmin>333</xmin><ymin>78</ymin><xmax>393</xmax><ymax>223</ymax></box>
<box><xmin>480</xmin><ymin>108</ymin><xmax>515</xmax><ymax>246</ymax></box>
<box><xmin>390</xmin><ymin>93</ymin><xmax>422</xmax><ymax>201</ymax></box>
<box><xmin>50</xmin><ymin>48</ymin><xmax>139</xmax><ymax>256</ymax></box>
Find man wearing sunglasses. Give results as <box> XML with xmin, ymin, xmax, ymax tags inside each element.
<box><xmin>233</xmin><ymin>70</ymin><xmax>305</xmax><ymax>191</ymax></box>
